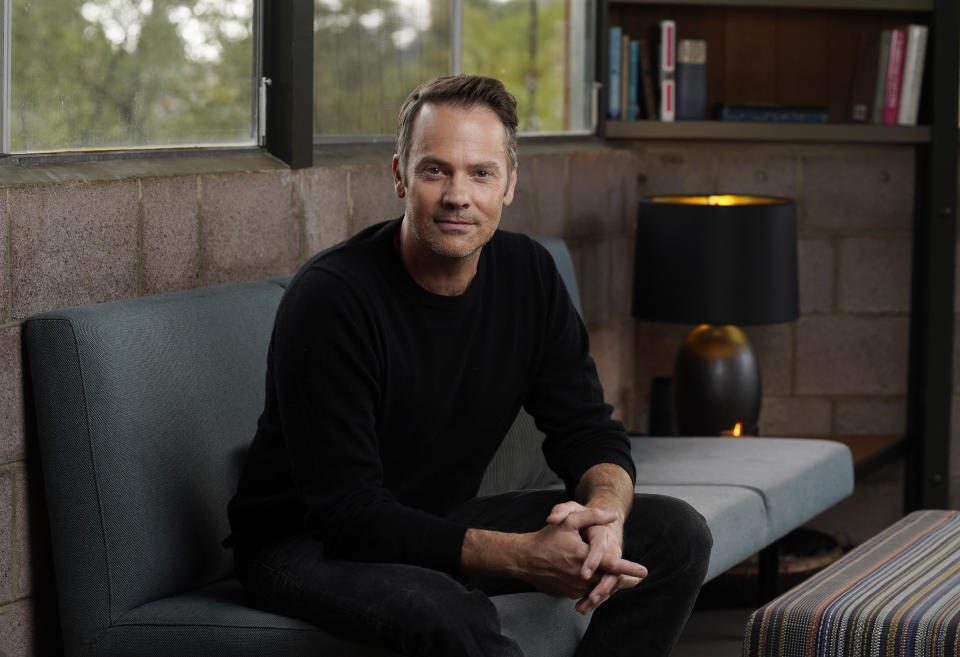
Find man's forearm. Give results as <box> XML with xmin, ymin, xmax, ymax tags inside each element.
<box><xmin>461</xmin><ymin>528</ymin><xmax>527</xmax><ymax>579</ymax></box>
<box><xmin>575</xmin><ymin>462</ymin><xmax>635</xmax><ymax>522</ymax></box>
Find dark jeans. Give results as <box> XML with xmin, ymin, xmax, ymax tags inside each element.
<box><xmin>236</xmin><ymin>492</ymin><xmax>712</xmax><ymax>657</ymax></box>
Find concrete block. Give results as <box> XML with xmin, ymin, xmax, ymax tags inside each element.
<box><xmin>302</xmin><ymin>166</ymin><xmax>350</xmax><ymax>256</ymax></box>
<box><xmin>0</xmin><ymin>190</ymin><xmax>8</xmax><ymax>323</ymax></box>
<box><xmin>714</xmin><ymin>150</ymin><xmax>798</xmax><ymax>200</ymax></box>
<box><xmin>499</xmin><ymin>169</ymin><xmax>537</xmax><ymax>236</ymax></box>
<box><xmin>798</xmin><ymin>238</ymin><xmax>834</xmax><ymax>314</ymax></box>
<box><xmin>13</xmin><ymin>467</ymin><xmax>27</xmax><ymax>598</ymax></box>
<box><xmin>141</xmin><ymin>176</ymin><xmax>201</xmax><ymax>295</ymax></box>
<box><xmin>796</xmin><ymin>315</ymin><xmax>909</xmax><ymax>395</ymax></box>
<box><xmin>10</xmin><ymin>181</ymin><xmax>139</xmax><ymax>318</ymax></box>
<box><xmin>806</xmin><ymin>461</ymin><xmax>904</xmax><ymax>547</ymax></box>
<box><xmin>610</xmin><ymin>235</ymin><xmax>634</xmax><ymax>319</ymax></box>
<box><xmin>530</xmin><ymin>154</ymin><xmax>568</xmax><ymax>236</ymax></box>
<box><xmin>835</xmin><ymin>397</ymin><xmax>906</xmax><ymax>436</ymax></box>
<box><xmin>567</xmin><ymin>150</ymin><xmax>627</xmax><ymax>239</ymax></box>
<box><xmin>749</xmin><ymin>323</ymin><xmax>793</xmax><ymax>396</ymax></box>
<box><xmin>633</xmin><ymin>320</ymin><xmax>690</xmax><ymax>410</ymax></box>
<box><xmin>0</xmin><ymin>599</ymin><xmax>34</xmax><ymax>657</ymax></box>
<box><xmin>200</xmin><ymin>172</ymin><xmax>302</xmax><ymax>286</ymax></box>
<box><xmin>579</xmin><ymin>239</ymin><xmax>612</xmax><ymax>324</ymax></box>
<box><xmin>348</xmin><ymin>164</ymin><xmax>404</xmax><ymax>233</ymax></box>
<box><xmin>838</xmin><ymin>237</ymin><xmax>911</xmax><ymax>313</ymax></box>
<box><xmin>637</xmin><ymin>146</ymin><xmax>715</xmax><ymax>197</ymax></box>
<box><xmin>801</xmin><ymin>146</ymin><xmax>914</xmax><ymax>232</ymax></box>
<box><xmin>0</xmin><ymin>327</ymin><xmax>24</xmax><ymax>465</ymax></box>
<box><xmin>758</xmin><ymin>396</ymin><xmax>832</xmax><ymax>436</ymax></box>
<box><xmin>0</xmin><ymin>470</ymin><xmax>13</xmax><ymax>603</ymax></box>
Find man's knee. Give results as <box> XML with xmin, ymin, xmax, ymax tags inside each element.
<box><xmin>624</xmin><ymin>495</ymin><xmax>713</xmax><ymax>574</ymax></box>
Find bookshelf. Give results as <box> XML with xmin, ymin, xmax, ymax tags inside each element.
<box><xmin>600</xmin><ymin>0</ymin><xmax>958</xmax><ymax>510</ymax></box>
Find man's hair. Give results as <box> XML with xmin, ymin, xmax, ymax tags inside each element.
<box><xmin>396</xmin><ymin>74</ymin><xmax>518</xmax><ymax>182</ymax></box>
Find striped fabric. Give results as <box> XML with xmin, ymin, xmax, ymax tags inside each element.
<box><xmin>744</xmin><ymin>510</ymin><xmax>960</xmax><ymax>657</ymax></box>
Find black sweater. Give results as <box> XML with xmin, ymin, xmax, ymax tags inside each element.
<box><xmin>226</xmin><ymin>219</ymin><xmax>635</xmax><ymax>575</ymax></box>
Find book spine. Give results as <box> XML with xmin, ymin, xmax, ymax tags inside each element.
<box><xmin>716</xmin><ymin>106</ymin><xmax>829</xmax><ymax>122</ymax></box>
<box><xmin>620</xmin><ymin>33</ymin><xmax>630</xmax><ymax>120</ymax></box>
<box><xmin>897</xmin><ymin>24</ymin><xmax>928</xmax><ymax>126</ymax></box>
<box><xmin>608</xmin><ymin>26</ymin><xmax>622</xmax><ymax>120</ymax></box>
<box><xmin>638</xmin><ymin>38</ymin><xmax>657</xmax><ymax>120</ymax></box>
<box><xmin>849</xmin><ymin>30</ymin><xmax>880</xmax><ymax>123</ymax></box>
<box><xmin>658</xmin><ymin>20</ymin><xmax>676</xmax><ymax>122</ymax></box>
<box><xmin>628</xmin><ymin>40</ymin><xmax>641</xmax><ymax>120</ymax></box>
<box><xmin>883</xmin><ymin>28</ymin><xmax>906</xmax><ymax>125</ymax></box>
<box><xmin>871</xmin><ymin>30</ymin><xmax>892</xmax><ymax>124</ymax></box>
<box><xmin>676</xmin><ymin>39</ymin><xmax>707</xmax><ymax>120</ymax></box>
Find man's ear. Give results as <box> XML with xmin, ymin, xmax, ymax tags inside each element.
<box><xmin>502</xmin><ymin>163</ymin><xmax>518</xmax><ymax>206</ymax></box>
<box><xmin>392</xmin><ymin>155</ymin><xmax>406</xmax><ymax>199</ymax></box>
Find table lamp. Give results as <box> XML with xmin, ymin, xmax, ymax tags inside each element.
<box><xmin>632</xmin><ymin>195</ymin><xmax>799</xmax><ymax>436</ymax></box>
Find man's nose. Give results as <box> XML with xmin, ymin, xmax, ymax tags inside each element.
<box><xmin>442</xmin><ymin>173</ymin><xmax>470</xmax><ymax>207</ymax></box>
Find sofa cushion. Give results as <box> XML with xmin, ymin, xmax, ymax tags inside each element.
<box><xmin>630</xmin><ymin>437</ymin><xmax>854</xmax><ymax>545</ymax></box>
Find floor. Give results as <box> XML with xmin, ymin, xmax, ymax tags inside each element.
<box><xmin>672</xmin><ymin>607</ymin><xmax>755</xmax><ymax>657</ymax></box>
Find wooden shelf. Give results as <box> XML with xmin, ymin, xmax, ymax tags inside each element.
<box><xmin>612</xmin><ymin>0</ymin><xmax>931</xmax><ymax>10</ymax></box>
<box><xmin>605</xmin><ymin>120</ymin><xmax>931</xmax><ymax>143</ymax></box>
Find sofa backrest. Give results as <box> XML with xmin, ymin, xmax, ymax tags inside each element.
<box><xmin>26</xmin><ymin>281</ymin><xmax>286</xmax><ymax>650</ymax></box>
<box><xmin>24</xmin><ymin>235</ymin><xmax>580</xmax><ymax>650</ymax></box>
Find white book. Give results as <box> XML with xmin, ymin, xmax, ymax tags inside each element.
<box><xmin>658</xmin><ymin>20</ymin><xmax>676</xmax><ymax>122</ymax></box>
<box><xmin>897</xmin><ymin>24</ymin><xmax>928</xmax><ymax>126</ymax></box>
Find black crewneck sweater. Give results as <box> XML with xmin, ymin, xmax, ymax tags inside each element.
<box><xmin>227</xmin><ymin>219</ymin><xmax>635</xmax><ymax>575</ymax></box>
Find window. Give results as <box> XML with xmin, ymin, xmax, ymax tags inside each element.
<box><xmin>6</xmin><ymin>0</ymin><xmax>257</xmax><ymax>153</ymax></box>
<box><xmin>312</xmin><ymin>0</ymin><xmax>596</xmax><ymax>140</ymax></box>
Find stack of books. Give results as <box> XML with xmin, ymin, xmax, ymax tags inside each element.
<box><xmin>607</xmin><ymin>22</ymin><xmax>706</xmax><ymax>122</ymax></box>
<box><xmin>848</xmin><ymin>25</ymin><xmax>928</xmax><ymax>126</ymax></box>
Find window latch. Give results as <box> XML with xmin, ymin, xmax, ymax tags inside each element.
<box><xmin>259</xmin><ymin>77</ymin><xmax>272</xmax><ymax>146</ymax></box>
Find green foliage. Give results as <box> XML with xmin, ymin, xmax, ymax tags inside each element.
<box><xmin>10</xmin><ymin>0</ymin><xmax>254</xmax><ymax>152</ymax></box>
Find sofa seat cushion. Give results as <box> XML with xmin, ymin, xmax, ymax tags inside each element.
<box><xmin>630</xmin><ymin>437</ymin><xmax>854</xmax><ymax>544</ymax></box>
<box><xmin>633</xmin><ymin>485</ymin><xmax>768</xmax><ymax>582</ymax></box>
<box><xmin>109</xmin><ymin>579</ymin><xmax>588</xmax><ymax>657</ymax></box>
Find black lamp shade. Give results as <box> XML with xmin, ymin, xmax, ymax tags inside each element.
<box><xmin>632</xmin><ymin>195</ymin><xmax>799</xmax><ymax>325</ymax></box>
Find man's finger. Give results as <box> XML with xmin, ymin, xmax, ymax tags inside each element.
<box><xmin>576</xmin><ymin>573</ymin><xmax>618</xmax><ymax>614</ymax></box>
<box><xmin>580</xmin><ymin>537</ymin><xmax>606</xmax><ymax>579</ymax></box>
<box><xmin>546</xmin><ymin>501</ymin><xmax>584</xmax><ymax>525</ymax></box>
<box><xmin>561</xmin><ymin>508</ymin><xmax>617</xmax><ymax>531</ymax></box>
<box><xmin>598</xmin><ymin>555</ymin><xmax>648</xmax><ymax>579</ymax></box>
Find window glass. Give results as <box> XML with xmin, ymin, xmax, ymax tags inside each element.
<box><xmin>313</xmin><ymin>0</ymin><xmax>451</xmax><ymax>137</ymax></box>
<box><xmin>313</xmin><ymin>0</ymin><xmax>593</xmax><ymax>139</ymax></box>
<box><xmin>463</xmin><ymin>0</ymin><xmax>592</xmax><ymax>134</ymax></box>
<box><xmin>10</xmin><ymin>0</ymin><xmax>256</xmax><ymax>153</ymax></box>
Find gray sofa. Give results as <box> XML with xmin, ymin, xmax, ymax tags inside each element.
<box><xmin>24</xmin><ymin>237</ymin><xmax>854</xmax><ymax>657</ymax></box>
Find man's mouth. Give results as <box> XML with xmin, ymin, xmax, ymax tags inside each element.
<box><xmin>435</xmin><ymin>216</ymin><xmax>476</xmax><ymax>227</ymax></box>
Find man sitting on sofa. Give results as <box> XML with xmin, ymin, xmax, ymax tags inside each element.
<box><xmin>226</xmin><ymin>74</ymin><xmax>712</xmax><ymax>657</ymax></box>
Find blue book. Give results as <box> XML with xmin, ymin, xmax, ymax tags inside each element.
<box><xmin>716</xmin><ymin>104</ymin><xmax>830</xmax><ymax>123</ymax></box>
<box><xmin>608</xmin><ymin>27</ymin><xmax>622</xmax><ymax>120</ymax></box>
<box><xmin>627</xmin><ymin>40</ymin><xmax>641</xmax><ymax>120</ymax></box>
<box><xmin>676</xmin><ymin>39</ymin><xmax>707</xmax><ymax>120</ymax></box>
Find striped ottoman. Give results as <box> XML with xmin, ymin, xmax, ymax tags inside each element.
<box><xmin>744</xmin><ymin>510</ymin><xmax>960</xmax><ymax>657</ymax></box>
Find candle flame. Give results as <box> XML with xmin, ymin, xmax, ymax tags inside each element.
<box><xmin>732</xmin><ymin>422</ymin><xmax>742</xmax><ymax>437</ymax></box>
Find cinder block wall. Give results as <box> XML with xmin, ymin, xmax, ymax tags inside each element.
<box><xmin>0</xmin><ymin>140</ymin><xmax>956</xmax><ymax>655</ymax></box>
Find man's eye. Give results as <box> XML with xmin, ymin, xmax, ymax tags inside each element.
<box><xmin>476</xmin><ymin>170</ymin><xmax>489</xmax><ymax>178</ymax></box>
<box><xmin>425</xmin><ymin>167</ymin><xmax>443</xmax><ymax>175</ymax></box>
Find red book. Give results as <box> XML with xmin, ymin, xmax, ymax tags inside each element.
<box><xmin>883</xmin><ymin>28</ymin><xmax>906</xmax><ymax>125</ymax></box>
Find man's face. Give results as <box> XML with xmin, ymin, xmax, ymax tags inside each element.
<box><xmin>393</xmin><ymin>102</ymin><xmax>517</xmax><ymax>261</ymax></box>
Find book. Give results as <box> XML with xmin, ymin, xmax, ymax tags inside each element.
<box><xmin>676</xmin><ymin>39</ymin><xmax>706</xmax><ymax>120</ymax></box>
<box><xmin>715</xmin><ymin>104</ymin><xmax>829</xmax><ymax>122</ymax></box>
<box><xmin>849</xmin><ymin>30</ymin><xmax>881</xmax><ymax>122</ymax></box>
<box><xmin>608</xmin><ymin>26</ymin><xmax>622</xmax><ymax>119</ymax></box>
<box><xmin>620</xmin><ymin>32</ymin><xmax>630</xmax><ymax>120</ymax></box>
<box><xmin>657</xmin><ymin>20</ymin><xmax>676</xmax><ymax>122</ymax></box>
<box><xmin>882</xmin><ymin>27</ymin><xmax>906</xmax><ymax>125</ymax></box>
<box><xmin>871</xmin><ymin>30</ymin><xmax>892</xmax><ymax>124</ymax></box>
<box><xmin>897</xmin><ymin>24</ymin><xmax>928</xmax><ymax>126</ymax></box>
<box><xmin>638</xmin><ymin>38</ymin><xmax>657</xmax><ymax>120</ymax></box>
<box><xmin>628</xmin><ymin>40</ymin><xmax>641</xmax><ymax>120</ymax></box>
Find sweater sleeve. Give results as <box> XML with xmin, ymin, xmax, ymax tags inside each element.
<box><xmin>271</xmin><ymin>269</ymin><xmax>467</xmax><ymax>575</ymax></box>
<box><xmin>523</xmin><ymin>246</ymin><xmax>637</xmax><ymax>493</ymax></box>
